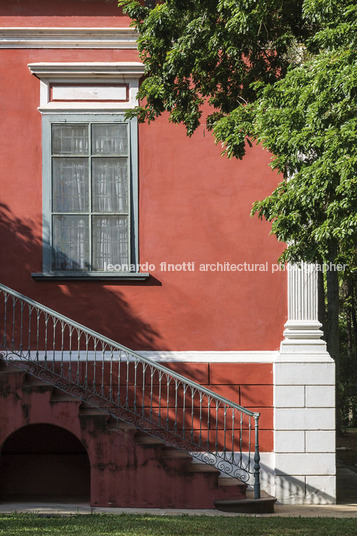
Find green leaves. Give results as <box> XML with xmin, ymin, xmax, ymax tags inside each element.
<box><xmin>119</xmin><ymin>0</ymin><xmax>357</xmax><ymax>268</ymax></box>
<box><xmin>119</xmin><ymin>0</ymin><xmax>305</xmax><ymax>130</ymax></box>
<box><xmin>248</xmin><ymin>44</ymin><xmax>357</xmax><ymax>265</ymax></box>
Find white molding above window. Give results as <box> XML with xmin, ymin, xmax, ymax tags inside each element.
<box><xmin>0</xmin><ymin>27</ymin><xmax>139</xmax><ymax>49</ymax></box>
<box><xmin>28</xmin><ymin>62</ymin><xmax>145</xmax><ymax>111</ymax></box>
<box><xmin>28</xmin><ymin>62</ymin><xmax>145</xmax><ymax>79</ymax></box>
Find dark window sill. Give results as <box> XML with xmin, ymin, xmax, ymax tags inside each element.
<box><xmin>31</xmin><ymin>272</ymin><xmax>150</xmax><ymax>282</ymax></box>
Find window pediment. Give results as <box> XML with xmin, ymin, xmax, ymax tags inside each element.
<box><xmin>28</xmin><ymin>62</ymin><xmax>145</xmax><ymax>111</ymax></box>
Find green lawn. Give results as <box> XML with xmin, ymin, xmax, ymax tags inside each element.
<box><xmin>0</xmin><ymin>514</ymin><xmax>356</xmax><ymax>536</ymax></box>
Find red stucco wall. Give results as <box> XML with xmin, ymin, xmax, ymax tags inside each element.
<box><xmin>0</xmin><ymin>0</ymin><xmax>130</xmax><ymax>27</ymax></box>
<box><xmin>0</xmin><ymin>0</ymin><xmax>287</xmax><ymax>352</ymax></box>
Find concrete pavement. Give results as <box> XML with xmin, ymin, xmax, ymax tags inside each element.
<box><xmin>0</xmin><ymin>501</ymin><xmax>356</xmax><ymax>517</ymax></box>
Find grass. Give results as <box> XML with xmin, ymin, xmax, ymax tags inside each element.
<box><xmin>0</xmin><ymin>514</ymin><xmax>356</xmax><ymax>536</ymax></box>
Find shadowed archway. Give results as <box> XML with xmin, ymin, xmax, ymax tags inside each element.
<box><xmin>0</xmin><ymin>424</ymin><xmax>90</xmax><ymax>502</ymax></box>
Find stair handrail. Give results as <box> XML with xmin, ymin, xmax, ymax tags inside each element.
<box><xmin>0</xmin><ymin>282</ymin><xmax>261</xmax><ymax>498</ymax></box>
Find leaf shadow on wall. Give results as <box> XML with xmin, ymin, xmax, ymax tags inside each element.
<box><xmin>0</xmin><ymin>203</ymin><xmax>163</xmax><ymax>351</ymax></box>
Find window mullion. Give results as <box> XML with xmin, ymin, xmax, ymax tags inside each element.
<box><xmin>49</xmin><ymin>122</ymin><xmax>53</xmax><ymax>272</ymax></box>
<box><xmin>127</xmin><ymin>122</ymin><xmax>131</xmax><ymax>269</ymax></box>
<box><xmin>89</xmin><ymin>123</ymin><xmax>92</xmax><ymax>271</ymax></box>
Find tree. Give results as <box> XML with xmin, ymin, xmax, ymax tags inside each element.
<box><xmin>118</xmin><ymin>1</ymin><xmax>357</xmax><ymax>377</ymax></box>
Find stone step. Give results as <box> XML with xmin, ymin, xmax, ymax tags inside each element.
<box><xmin>162</xmin><ymin>448</ymin><xmax>192</xmax><ymax>460</ymax></box>
<box><xmin>22</xmin><ymin>374</ymin><xmax>53</xmax><ymax>390</ymax></box>
<box><xmin>106</xmin><ymin>420</ymin><xmax>137</xmax><ymax>432</ymax></box>
<box><xmin>188</xmin><ymin>463</ymin><xmax>220</xmax><ymax>473</ymax></box>
<box><xmin>246</xmin><ymin>489</ymin><xmax>271</xmax><ymax>499</ymax></box>
<box><xmin>79</xmin><ymin>405</ymin><xmax>109</xmax><ymax>417</ymax></box>
<box><xmin>218</xmin><ymin>476</ymin><xmax>245</xmax><ymax>487</ymax></box>
<box><xmin>50</xmin><ymin>389</ymin><xmax>79</xmax><ymax>402</ymax></box>
<box><xmin>0</xmin><ymin>364</ymin><xmax>25</xmax><ymax>375</ymax></box>
<box><xmin>134</xmin><ymin>433</ymin><xmax>166</xmax><ymax>446</ymax></box>
<box><xmin>214</xmin><ymin>495</ymin><xmax>277</xmax><ymax>514</ymax></box>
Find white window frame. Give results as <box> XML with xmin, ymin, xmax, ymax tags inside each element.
<box><xmin>29</xmin><ymin>62</ymin><xmax>148</xmax><ymax>281</ymax></box>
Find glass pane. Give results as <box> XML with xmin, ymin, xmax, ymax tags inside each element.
<box><xmin>52</xmin><ymin>158</ymin><xmax>89</xmax><ymax>212</ymax></box>
<box><xmin>92</xmin><ymin>158</ymin><xmax>128</xmax><ymax>213</ymax></box>
<box><xmin>52</xmin><ymin>215</ymin><xmax>89</xmax><ymax>271</ymax></box>
<box><xmin>92</xmin><ymin>216</ymin><xmax>129</xmax><ymax>270</ymax></box>
<box><xmin>52</xmin><ymin>125</ymin><xmax>88</xmax><ymax>155</ymax></box>
<box><xmin>92</xmin><ymin>124</ymin><xmax>128</xmax><ymax>155</ymax></box>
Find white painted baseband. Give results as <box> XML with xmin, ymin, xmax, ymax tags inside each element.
<box><xmin>141</xmin><ymin>350</ymin><xmax>333</xmax><ymax>364</ymax></box>
<box><xmin>5</xmin><ymin>350</ymin><xmax>278</xmax><ymax>363</ymax></box>
<box><xmin>9</xmin><ymin>349</ymin><xmax>335</xmax><ymax>364</ymax></box>
<box><xmin>139</xmin><ymin>351</ymin><xmax>278</xmax><ymax>363</ymax></box>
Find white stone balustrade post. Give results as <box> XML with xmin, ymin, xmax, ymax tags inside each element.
<box><xmin>274</xmin><ymin>262</ymin><xmax>336</xmax><ymax>504</ymax></box>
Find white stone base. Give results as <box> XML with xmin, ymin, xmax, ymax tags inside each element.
<box><xmin>273</xmin><ymin>350</ymin><xmax>336</xmax><ymax>504</ymax></box>
<box><xmin>242</xmin><ymin>453</ymin><xmax>335</xmax><ymax>505</ymax></box>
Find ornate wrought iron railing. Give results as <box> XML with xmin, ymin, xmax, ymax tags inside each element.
<box><xmin>0</xmin><ymin>283</ymin><xmax>260</xmax><ymax>498</ymax></box>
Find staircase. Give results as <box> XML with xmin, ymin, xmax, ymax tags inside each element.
<box><xmin>0</xmin><ymin>283</ymin><xmax>276</xmax><ymax>512</ymax></box>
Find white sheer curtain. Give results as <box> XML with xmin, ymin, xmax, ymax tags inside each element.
<box><xmin>92</xmin><ymin>159</ymin><xmax>128</xmax><ymax>213</ymax></box>
<box><xmin>91</xmin><ymin>124</ymin><xmax>128</xmax><ymax>156</ymax></box>
<box><xmin>51</xmin><ymin>122</ymin><xmax>129</xmax><ymax>271</ymax></box>
<box><xmin>91</xmin><ymin>124</ymin><xmax>129</xmax><ymax>270</ymax></box>
<box><xmin>92</xmin><ymin>217</ymin><xmax>129</xmax><ymax>270</ymax></box>
<box><xmin>53</xmin><ymin>159</ymin><xmax>88</xmax><ymax>212</ymax></box>
<box><xmin>52</xmin><ymin>216</ymin><xmax>89</xmax><ymax>270</ymax></box>
<box><xmin>52</xmin><ymin>124</ymin><xmax>89</xmax><ymax>271</ymax></box>
<box><xmin>52</xmin><ymin>125</ymin><xmax>88</xmax><ymax>155</ymax></box>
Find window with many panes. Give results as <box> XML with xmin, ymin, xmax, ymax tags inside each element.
<box><xmin>40</xmin><ymin>114</ymin><xmax>139</xmax><ymax>277</ymax></box>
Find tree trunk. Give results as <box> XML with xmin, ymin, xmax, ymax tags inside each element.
<box><xmin>350</xmin><ymin>277</ymin><xmax>357</xmax><ymax>376</ymax></box>
<box><xmin>326</xmin><ymin>267</ymin><xmax>339</xmax><ymax>362</ymax></box>
<box><xmin>318</xmin><ymin>270</ymin><xmax>326</xmax><ymax>339</ymax></box>
<box><xmin>326</xmin><ymin>246</ymin><xmax>340</xmax><ymax>432</ymax></box>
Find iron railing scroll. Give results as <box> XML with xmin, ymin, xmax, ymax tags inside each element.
<box><xmin>0</xmin><ymin>283</ymin><xmax>261</xmax><ymax>498</ymax></box>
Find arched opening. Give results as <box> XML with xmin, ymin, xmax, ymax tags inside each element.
<box><xmin>0</xmin><ymin>424</ymin><xmax>90</xmax><ymax>502</ymax></box>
